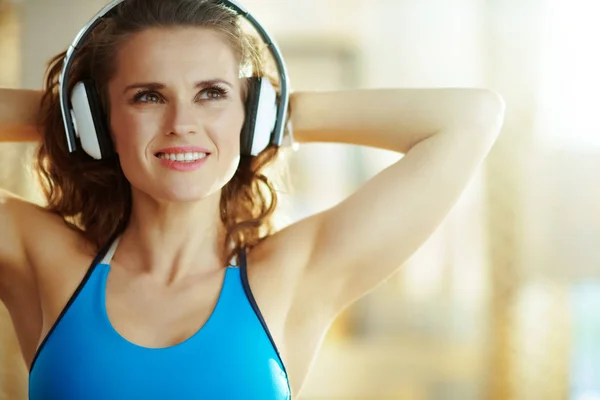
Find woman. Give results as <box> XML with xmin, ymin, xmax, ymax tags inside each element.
<box><xmin>0</xmin><ymin>0</ymin><xmax>505</xmax><ymax>398</ymax></box>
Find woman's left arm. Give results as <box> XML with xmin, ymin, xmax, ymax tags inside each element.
<box><xmin>283</xmin><ymin>88</ymin><xmax>505</xmax><ymax>313</ymax></box>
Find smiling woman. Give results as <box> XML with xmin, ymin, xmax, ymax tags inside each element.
<box><xmin>36</xmin><ymin>3</ymin><xmax>285</xmax><ymax>267</ymax></box>
<box><xmin>107</xmin><ymin>29</ymin><xmax>246</xmax><ymax>201</ymax></box>
<box><xmin>0</xmin><ymin>0</ymin><xmax>504</xmax><ymax>399</ymax></box>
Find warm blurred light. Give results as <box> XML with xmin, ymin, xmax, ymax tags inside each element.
<box><xmin>535</xmin><ymin>0</ymin><xmax>600</xmax><ymax>153</ymax></box>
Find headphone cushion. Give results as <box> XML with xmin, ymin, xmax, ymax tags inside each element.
<box><xmin>70</xmin><ymin>80</ymin><xmax>112</xmax><ymax>160</ymax></box>
<box><xmin>242</xmin><ymin>77</ymin><xmax>277</xmax><ymax>156</ymax></box>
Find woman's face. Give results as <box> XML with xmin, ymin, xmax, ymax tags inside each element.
<box><xmin>107</xmin><ymin>27</ymin><xmax>246</xmax><ymax>203</ymax></box>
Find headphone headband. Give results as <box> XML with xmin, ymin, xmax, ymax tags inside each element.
<box><xmin>59</xmin><ymin>0</ymin><xmax>290</xmax><ymax>154</ymax></box>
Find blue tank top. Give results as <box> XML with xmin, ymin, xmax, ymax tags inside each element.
<box><xmin>28</xmin><ymin>237</ymin><xmax>291</xmax><ymax>399</ymax></box>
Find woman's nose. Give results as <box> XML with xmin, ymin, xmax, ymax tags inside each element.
<box><xmin>166</xmin><ymin>101</ymin><xmax>199</xmax><ymax>136</ymax></box>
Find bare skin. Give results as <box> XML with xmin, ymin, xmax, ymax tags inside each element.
<box><xmin>0</xmin><ymin>27</ymin><xmax>505</xmax><ymax>397</ymax></box>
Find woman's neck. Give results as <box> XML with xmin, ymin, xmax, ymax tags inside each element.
<box><xmin>113</xmin><ymin>189</ymin><xmax>227</xmax><ymax>285</ymax></box>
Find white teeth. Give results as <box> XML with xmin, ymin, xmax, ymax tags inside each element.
<box><xmin>158</xmin><ymin>152</ymin><xmax>207</xmax><ymax>162</ymax></box>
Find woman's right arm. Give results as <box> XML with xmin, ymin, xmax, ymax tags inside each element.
<box><xmin>0</xmin><ymin>88</ymin><xmax>42</xmax><ymax>142</ymax></box>
<box><xmin>0</xmin><ymin>88</ymin><xmax>43</xmax><ymax>298</ymax></box>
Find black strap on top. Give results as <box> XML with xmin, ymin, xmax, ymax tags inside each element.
<box><xmin>29</xmin><ymin>232</ymin><xmax>120</xmax><ymax>373</ymax></box>
<box><xmin>237</xmin><ymin>248</ymin><xmax>290</xmax><ymax>387</ymax></box>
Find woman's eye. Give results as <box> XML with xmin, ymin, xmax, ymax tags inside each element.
<box><xmin>198</xmin><ymin>87</ymin><xmax>228</xmax><ymax>101</ymax></box>
<box><xmin>133</xmin><ymin>91</ymin><xmax>162</xmax><ymax>104</ymax></box>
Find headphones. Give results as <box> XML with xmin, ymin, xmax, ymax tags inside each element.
<box><xmin>58</xmin><ymin>0</ymin><xmax>291</xmax><ymax>160</ymax></box>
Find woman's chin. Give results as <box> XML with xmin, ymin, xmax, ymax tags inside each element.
<box><xmin>134</xmin><ymin>184</ymin><xmax>221</xmax><ymax>204</ymax></box>
<box><xmin>161</xmin><ymin>187</ymin><xmax>219</xmax><ymax>203</ymax></box>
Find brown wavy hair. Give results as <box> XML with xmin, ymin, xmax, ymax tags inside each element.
<box><xmin>34</xmin><ymin>0</ymin><xmax>290</xmax><ymax>264</ymax></box>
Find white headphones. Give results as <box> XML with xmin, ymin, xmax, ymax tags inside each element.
<box><xmin>59</xmin><ymin>0</ymin><xmax>291</xmax><ymax>160</ymax></box>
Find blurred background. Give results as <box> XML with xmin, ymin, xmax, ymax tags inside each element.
<box><xmin>1</xmin><ymin>0</ymin><xmax>599</xmax><ymax>399</ymax></box>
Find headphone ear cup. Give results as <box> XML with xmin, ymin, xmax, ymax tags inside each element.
<box><xmin>241</xmin><ymin>77</ymin><xmax>277</xmax><ymax>156</ymax></box>
<box><xmin>70</xmin><ymin>80</ymin><xmax>113</xmax><ymax>160</ymax></box>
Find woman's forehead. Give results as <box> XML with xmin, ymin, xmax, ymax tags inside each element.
<box><xmin>112</xmin><ymin>28</ymin><xmax>241</xmax><ymax>85</ymax></box>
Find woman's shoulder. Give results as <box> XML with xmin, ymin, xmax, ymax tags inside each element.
<box><xmin>244</xmin><ymin>217</ymin><xmax>322</xmax><ymax>314</ymax></box>
<box><xmin>0</xmin><ymin>189</ymin><xmax>98</xmax><ymax>366</ymax></box>
<box><xmin>0</xmin><ymin>188</ymin><xmax>93</xmax><ymax>301</ymax></box>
